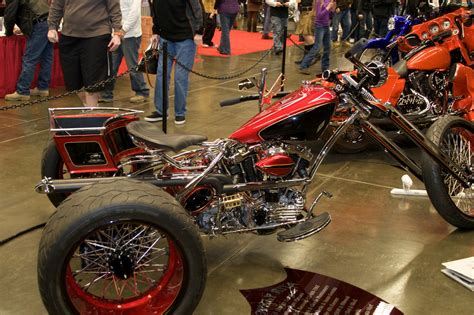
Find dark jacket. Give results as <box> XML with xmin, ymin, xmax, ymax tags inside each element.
<box><xmin>4</xmin><ymin>0</ymin><xmax>33</xmax><ymax>36</ymax></box>
<box><xmin>371</xmin><ymin>0</ymin><xmax>396</xmax><ymax>17</ymax></box>
<box><xmin>152</xmin><ymin>0</ymin><xmax>203</xmax><ymax>41</ymax></box>
<box><xmin>336</xmin><ymin>0</ymin><xmax>352</xmax><ymax>10</ymax></box>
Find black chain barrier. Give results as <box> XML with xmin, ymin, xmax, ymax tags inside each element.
<box><xmin>0</xmin><ymin>45</ymin><xmax>274</xmax><ymax>112</ymax></box>
<box><xmin>167</xmin><ymin>47</ymin><xmax>273</xmax><ymax>81</ymax></box>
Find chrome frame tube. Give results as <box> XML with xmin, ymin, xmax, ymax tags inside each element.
<box><xmin>302</xmin><ymin>109</ymin><xmax>362</xmax><ymax>194</ymax></box>
<box><xmin>387</xmin><ymin>105</ymin><xmax>470</xmax><ymax>187</ymax></box>
<box><xmin>361</xmin><ymin>119</ymin><xmax>424</xmax><ymax>181</ymax></box>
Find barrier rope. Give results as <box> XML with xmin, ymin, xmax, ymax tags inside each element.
<box><xmin>0</xmin><ymin>46</ymin><xmax>273</xmax><ymax>111</ymax></box>
<box><xmin>168</xmin><ymin>48</ymin><xmax>273</xmax><ymax>81</ymax></box>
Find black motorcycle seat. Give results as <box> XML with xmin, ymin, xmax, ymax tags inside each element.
<box><xmin>126</xmin><ymin>121</ymin><xmax>208</xmax><ymax>152</ymax></box>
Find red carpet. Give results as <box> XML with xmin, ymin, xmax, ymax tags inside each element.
<box><xmin>197</xmin><ymin>30</ymin><xmax>300</xmax><ymax>57</ymax></box>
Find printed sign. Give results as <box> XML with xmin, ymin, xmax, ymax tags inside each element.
<box><xmin>241</xmin><ymin>268</ymin><xmax>403</xmax><ymax>314</ymax></box>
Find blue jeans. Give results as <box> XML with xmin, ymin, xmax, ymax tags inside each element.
<box><xmin>331</xmin><ymin>8</ymin><xmax>351</xmax><ymax>42</ymax></box>
<box><xmin>17</xmin><ymin>21</ymin><xmax>53</xmax><ymax>95</ymax></box>
<box><xmin>154</xmin><ymin>38</ymin><xmax>196</xmax><ymax>117</ymax></box>
<box><xmin>102</xmin><ymin>36</ymin><xmax>149</xmax><ymax>99</ymax></box>
<box><xmin>300</xmin><ymin>26</ymin><xmax>331</xmax><ymax>73</ymax></box>
<box><xmin>358</xmin><ymin>10</ymin><xmax>373</xmax><ymax>39</ymax></box>
<box><xmin>219</xmin><ymin>13</ymin><xmax>237</xmax><ymax>54</ymax></box>
<box><xmin>374</xmin><ymin>16</ymin><xmax>389</xmax><ymax>37</ymax></box>
<box><xmin>271</xmin><ymin>16</ymin><xmax>288</xmax><ymax>51</ymax></box>
<box><xmin>263</xmin><ymin>4</ymin><xmax>271</xmax><ymax>35</ymax></box>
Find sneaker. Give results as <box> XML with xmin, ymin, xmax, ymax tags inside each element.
<box><xmin>202</xmin><ymin>43</ymin><xmax>210</xmax><ymax>48</ymax></box>
<box><xmin>294</xmin><ymin>58</ymin><xmax>303</xmax><ymax>65</ymax></box>
<box><xmin>342</xmin><ymin>40</ymin><xmax>353</xmax><ymax>47</ymax></box>
<box><xmin>174</xmin><ymin>116</ymin><xmax>186</xmax><ymax>125</ymax></box>
<box><xmin>145</xmin><ymin>111</ymin><xmax>164</xmax><ymax>122</ymax></box>
<box><xmin>261</xmin><ymin>34</ymin><xmax>273</xmax><ymax>40</ymax></box>
<box><xmin>299</xmin><ymin>68</ymin><xmax>311</xmax><ymax>75</ymax></box>
<box><xmin>130</xmin><ymin>95</ymin><xmax>147</xmax><ymax>104</ymax></box>
<box><xmin>30</xmin><ymin>87</ymin><xmax>49</xmax><ymax>97</ymax></box>
<box><xmin>5</xmin><ymin>91</ymin><xmax>30</xmax><ymax>101</ymax></box>
<box><xmin>99</xmin><ymin>97</ymin><xmax>113</xmax><ymax>103</ymax></box>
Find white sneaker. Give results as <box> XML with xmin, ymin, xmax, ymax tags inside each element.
<box><xmin>130</xmin><ymin>95</ymin><xmax>147</xmax><ymax>104</ymax></box>
<box><xmin>30</xmin><ymin>88</ymin><xmax>49</xmax><ymax>97</ymax></box>
<box><xmin>5</xmin><ymin>91</ymin><xmax>30</xmax><ymax>101</ymax></box>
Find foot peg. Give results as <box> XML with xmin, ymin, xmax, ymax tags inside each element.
<box><xmin>277</xmin><ymin>212</ymin><xmax>331</xmax><ymax>242</ymax></box>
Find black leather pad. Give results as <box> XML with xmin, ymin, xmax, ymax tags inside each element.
<box><xmin>126</xmin><ymin>121</ymin><xmax>208</xmax><ymax>152</ymax></box>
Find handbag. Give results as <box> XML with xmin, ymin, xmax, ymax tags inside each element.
<box><xmin>137</xmin><ymin>46</ymin><xmax>159</xmax><ymax>75</ymax></box>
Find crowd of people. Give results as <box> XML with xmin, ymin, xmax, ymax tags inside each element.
<box><xmin>3</xmin><ymin>0</ymin><xmax>401</xmax><ymax>124</ymax></box>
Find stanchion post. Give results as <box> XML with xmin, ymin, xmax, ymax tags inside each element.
<box><xmin>281</xmin><ymin>26</ymin><xmax>287</xmax><ymax>92</ymax></box>
<box><xmin>162</xmin><ymin>41</ymin><xmax>168</xmax><ymax>134</ymax></box>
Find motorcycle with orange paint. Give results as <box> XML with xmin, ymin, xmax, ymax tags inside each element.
<box><xmin>329</xmin><ymin>4</ymin><xmax>474</xmax><ymax>153</ymax></box>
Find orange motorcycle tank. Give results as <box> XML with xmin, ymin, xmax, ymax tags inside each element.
<box><xmin>407</xmin><ymin>46</ymin><xmax>451</xmax><ymax>71</ymax></box>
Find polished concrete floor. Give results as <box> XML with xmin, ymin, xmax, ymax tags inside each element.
<box><xmin>0</xmin><ymin>42</ymin><xmax>473</xmax><ymax>315</ymax></box>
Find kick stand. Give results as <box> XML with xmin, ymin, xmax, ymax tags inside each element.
<box><xmin>390</xmin><ymin>174</ymin><xmax>428</xmax><ymax>197</ymax></box>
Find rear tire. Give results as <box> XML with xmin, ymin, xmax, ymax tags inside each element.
<box><xmin>38</xmin><ymin>179</ymin><xmax>206</xmax><ymax>314</ymax></box>
<box><xmin>421</xmin><ymin>116</ymin><xmax>474</xmax><ymax>229</ymax></box>
<box><xmin>41</xmin><ymin>139</ymin><xmax>68</xmax><ymax>207</ymax></box>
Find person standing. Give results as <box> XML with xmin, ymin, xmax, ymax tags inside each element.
<box><xmin>371</xmin><ymin>0</ymin><xmax>395</xmax><ymax>37</ymax></box>
<box><xmin>215</xmin><ymin>0</ymin><xmax>240</xmax><ymax>55</ymax></box>
<box><xmin>266</xmin><ymin>0</ymin><xmax>297</xmax><ymax>55</ymax></box>
<box><xmin>357</xmin><ymin>0</ymin><xmax>373</xmax><ymax>39</ymax></box>
<box><xmin>100</xmin><ymin>0</ymin><xmax>150</xmax><ymax>104</ymax></box>
<box><xmin>294</xmin><ymin>0</ymin><xmax>317</xmax><ymax>64</ymax></box>
<box><xmin>145</xmin><ymin>0</ymin><xmax>203</xmax><ymax>125</ymax></box>
<box><xmin>299</xmin><ymin>0</ymin><xmax>335</xmax><ymax>74</ymax></box>
<box><xmin>202</xmin><ymin>0</ymin><xmax>218</xmax><ymax>47</ymax></box>
<box><xmin>247</xmin><ymin>0</ymin><xmax>262</xmax><ymax>32</ymax></box>
<box><xmin>261</xmin><ymin>2</ymin><xmax>273</xmax><ymax>39</ymax></box>
<box><xmin>331</xmin><ymin>0</ymin><xmax>352</xmax><ymax>47</ymax></box>
<box><xmin>4</xmin><ymin>0</ymin><xmax>52</xmax><ymax>101</ymax></box>
<box><xmin>47</xmin><ymin>0</ymin><xmax>123</xmax><ymax>107</ymax></box>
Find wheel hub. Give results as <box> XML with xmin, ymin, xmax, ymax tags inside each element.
<box><xmin>108</xmin><ymin>251</ymin><xmax>135</xmax><ymax>280</ymax></box>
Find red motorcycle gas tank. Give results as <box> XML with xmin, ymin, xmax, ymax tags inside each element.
<box><xmin>407</xmin><ymin>46</ymin><xmax>451</xmax><ymax>71</ymax></box>
<box><xmin>256</xmin><ymin>153</ymin><xmax>295</xmax><ymax>177</ymax></box>
<box><xmin>229</xmin><ymin>85</ymin><xmax>337</xmax><ymax>144</ymax></box>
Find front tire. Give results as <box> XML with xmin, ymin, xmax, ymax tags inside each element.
<box><xmin>38</xmin><ymin>179</ymin><xmax>206</xmax><ymax>314</ymax></box>
<box><xmin>421</xmin><ymin>116</ymin><xmax>474</xmax><ymax>229</ymax></box>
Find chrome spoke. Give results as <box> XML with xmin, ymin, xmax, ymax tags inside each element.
<box><xmin>69</xmin><ymin>222</ymin><xmax>172</xmax><ymax>302</ymax></box>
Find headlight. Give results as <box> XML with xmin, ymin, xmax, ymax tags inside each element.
<box><xmin>388</xmin><ymin>17</ymin><xmax>395</xmax><ymax>31</ymax></box>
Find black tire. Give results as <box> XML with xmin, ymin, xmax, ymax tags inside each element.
<box><xmin>38</xmin><ymin>179</ymin><xmax>206</xmax><ymax>314</ymax></box>
<box><xmin>356</xmin><ymin>48</ymin><xmax>391</xmax><ymax>66</ymax></box>
<box><xmin>421</xmin><ymin>116</ymin><xmax>474</xmax><ymax>229</ymax></box>
<box><xmin>41</xmin><ymin>139</ymin><xmax>68</xmax><ymax>207</ymax></box>
<box><xmin>326</xmin><ymin>125</ymin><xmax>371</xmax><ymax>154</ymax></box>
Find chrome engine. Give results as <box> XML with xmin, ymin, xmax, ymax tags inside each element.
<box><xmin>397</xmin><ymin>71</ymin><xmax>448</xmax><ymax>115</ymax></box>
<box><xmin>173</xmin><ymin>141</ymin><xmax>313</xmax><ymax>235</ymax></box>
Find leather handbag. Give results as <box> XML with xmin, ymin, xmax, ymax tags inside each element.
<box><xmin>137</xmin><ymin>47</ymin><xmax>159</xmax><ymax>75</ymax></box>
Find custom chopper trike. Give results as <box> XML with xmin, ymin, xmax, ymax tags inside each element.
<box><xmin>35</xmin><ymin>26</ymin><xmax>474</xmax><ymax>315</ymax></box>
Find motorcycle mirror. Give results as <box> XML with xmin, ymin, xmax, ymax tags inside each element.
<box><xmin>344</xmin><ymin>38</ymin><xmax>369</xmax><ymax>59</ymax></box>
<box><xmin>238</xmin><ymin>78</ymin><xmax>256</xmax><ymax>90</ymax></box>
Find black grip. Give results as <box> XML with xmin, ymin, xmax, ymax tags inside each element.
<box><xmin>344</xmin><ymin>38</ymin><xmax>369</xmax><ymax>59</ymax></box>
<box><xmin>220</xmin><ymin>95</ymin><xmax>260</xmax><ymax>107</ymax></box>
<box><xmin>432</xmin><ymin>30</ymin><xmax>452</xmax><ymax>42</ymax></box>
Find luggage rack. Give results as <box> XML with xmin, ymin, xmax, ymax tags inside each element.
<box><xmin>48</xmin><ymin>107</ymin><xmax>144</xmax><ymax>135</ymax></box>
<box><xmin>48</xmin><ymin>107</ymin><xmax>145</xmax><ymax>174</ymax></box>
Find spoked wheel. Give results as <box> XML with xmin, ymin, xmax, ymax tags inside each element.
<box><xmin>357</xmin><ymin>48</ymin><xmax>391</xmax><ymax>66</ymax></box>
<box><xmin>38</xmin><ymin>180</ymin><xmax>206</xmax><ymax>314</ymax></box>
<box><xmin>422</xmin><ymin>116</ymin><xmax>474</xmax><ymax>229</ymax></box>
<box><xmin>326</xmin><ymin>124</ymin><xmax>371</xmax><ymax>154</ymax></box>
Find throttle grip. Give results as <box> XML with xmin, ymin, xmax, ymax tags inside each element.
<box><xmin>220</xmin><ymin>98</ymin><xmax>243</xmax><ymax>107</ymax></box>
